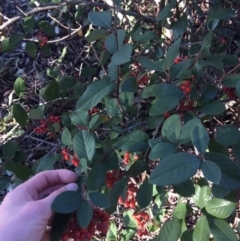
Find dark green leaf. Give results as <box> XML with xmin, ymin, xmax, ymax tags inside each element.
<box><xmin>76</xmin><ymin>199</ymin><xmax>93</xmax><ymax>228</ymax></box>
<box><xmin>61</xmin><ymin>128</ymin><xmax>72</xmax><ymax>146</ymax></box>
<box><xmin>222</xmin><ymin>74</ymin><xmax>240</xmax><ymax>87</ymax></box>
<box><xmin>156</xmin><ymin>5</ymin><xmax>172</xmax><ymax>21</ymax></box>
<box><xmin>153</xmin><ymin>83</ymin><xmax>183</xmax><ymax>100</ymax></box>
<box><xmin>26</xmin><ymin>42</ymin><xmax>37</xmax><ymax>58</ymax></box>
<box><xmin>112</xmin><ymin>43</ymin><xmax>132</xmax><ymax>65</ymax></box>
<box><xmin>59</xmin><ymin>75</ymin><xmax>76</xmax><ymax>91</ymax></box>
<box><xmin>173</xmin><ymin>179</ymin><xmax>195</xmax><ymax>197</ymax></box>
<box><xmin>88</xmin><ymin>11</ymin><xmax>112</xmax><ymax>29</ymax></box>
<box><xmin>77</xmin><ymin>79</ymin><xmax>114</xmax><ymax>110</ymax></box>
<box><xmin>212</xmin><ymin>184</ymin><xmax>230</xmax><ymax>198</ymax></box>
<box><xmin>181</xmin><ymin>229</ymin><xmax>193</xmax><ymax>241</ymax></box>
<box><xmin>200</xmin><ymin>31</ymin><xmax>213</xmax><ymax>52</ymax></box>
<box><xmin>138</xmin><ymin>56</ymin><xmax>166</xmax><ymax>71</ymax></box>
<box><xmin>36</xmin><ymin>154</ymin><xmax>61</xmax><ymax>172</ymax></box>
<box><xmin>165</xmin><ymin>38</ymin><xmax>182</xmax><ymax>68</ymax></box>
<box><xmin>86</xmin><ymin>29</ymin><xmax>108</xmax><ymax>42</ymax></box>
<box><xmin>198</xmin><ymin>102</ymin><xmax>225</xmax><ymax>115</ymax></box>
<box><xmin>73</xmin><ymin>130</ymin><xmax>95</xmax><ymax>161</ymax></box>
<box><xmin>123</xmin><ymin>210</ymin><xmax>138</xmax><ymax>228</ymax></box>
<box><xmin>0</xmin><ymin>177</ymin><xmax>11</xmax><ymax>191</ymax></box>
<box><xmin>87</xmin><ymin>164</ymin><xmax>106</xmax><ymax>190</ymax></box>
<box><xmin>69</xmin><ymin>110</ymin><xmax>89</xmax><ymax>127</ymax></box>
<box><xmin>170</xmin><ymin>59</ymin><xmax>192</xmax><ymax>80</ymax></box>
<box><xmin>105</xmin><ymin>29</ymin><xmax>126</xmax><ymax>54</ymax></box>
<box><xmin>38</xmin><ymin>21</ymin><xmax>55</xmax><ymax>36</ymax></box>
<box><xmin>215</xmin><ymin>125</ymin><xmax>240</xmax><ymax>146</ymax></box>
<box><xmin>149</xmin><ymin>153</ymin><xmax>199</xmax><ymax>186</ymax></box>
<box><xmin>89</xmin><ymin>191</ymin><xmax>110</xmax><ymax>208</ymax></box>
<box><xmin>136</xmin><ymin>180</ymin><xmax>153</xmax><ymax>208</ymax></box>
<box><xmin>23</xmin><ymin>16</ymin><xmax>36</xmax><ymax>34</ymax></box>
<box><xmin>125</xmin><ymin>159</ymin><xmax>148</xmax><ymax>177</ymax></box>
<box><xmin>121</xmin><ymin>77</ymin><xmax>137</xmax><ymax>93</ymax></box>
<box><xmin>202</xmin><ymin>160</ymin><xmax>221</xmax><ymax>184</ymax></box>
<box><xmin>191</xmin><ymin>124</ymin><xmax>209</xmax><ymax>154</ymax></box>
<box><xmin>208</xmin><ymin>218</ymin><xmax>238</xmax><ymax>241</ymax></box>
<box><xmin>149</xmin><ymin>142</ymin><xmax>177</xmax><ymax>160</ymax></box>
<box><xmin>29</xmin><ymin>108</ymin><xmax>44</xmax><ymax>120</ymax></box>
<box><xmin>13</xmin><ymin>104</ymin><xmax>28</xmax><ymax>127</ymax></box>
<box><xmin>114</xmin><ymin>130</ymin><xmax>149</xmax><ymax>152</ymax></box>
<box><xmin>51</xmin><ymin>191</ymin><xmax>81</xmax><ymax>213</ymax></box>
<box><xmin>2</xmin><ymin>140</ymin><xmax>19</xmax><ymax>159</ymax></box>
<box><xmin>44</xmin><ymin>80</ymin><xmax>59</xmax><ymax>100</ymax></box>
<box><xmin>14</xmin><ymin>164</ymin><xmax>33</xmax><ymax>180</ymax></box>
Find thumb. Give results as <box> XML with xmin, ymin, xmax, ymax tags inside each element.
<box><xmin>39</xmin><ymin>183</ymin><xmax>78</xmax><ymax>217</ymax></box>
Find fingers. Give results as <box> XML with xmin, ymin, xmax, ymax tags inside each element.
<box><xmin>38</xmin><ymin>184</ymin><xmax>65</xmax><ymax>199</ymax></box>
<box><xmin>38</xmin><ymin>183</ymin><xmax>78</xmax><ymax>218</ymax></box>
<box><xmin>16</xmin><ymin>170</ymin><xmax>78</xmax><ymax>198</ymax></box>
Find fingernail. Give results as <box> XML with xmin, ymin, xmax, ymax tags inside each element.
<box><xmin>66</xmin><ymin>183</ymin><xmax>78</xmax><ymax>191</ymax></box>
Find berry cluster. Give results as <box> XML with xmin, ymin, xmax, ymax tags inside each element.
<box><xmin>123</xmin><ymin>151</ymin><xmax>130</xmax><ymax>165</ymax></box>
<box><xmin>118</xmin><ymin>181</ymin><xmax>138</xmax><ymax>209</ymax></box>
<box><xmin>131</xmin><ymin>62</ymin><xmax>148</xmax><ymax>85</ymax></box>
<box><xmin>179</xmin><ymin>80</ymin><xmax>194</xmax><ymax>111</ymax></box>
<box><xmin>61</xmin><ymin>149</ymin><xmax>79</xmax><ymax>167</ymax></box>
<box><xmin>133</xmin><ymin>211</ymin><xmax>150</xmax><ymax>237</ymax></box>
<box><xmin>33</xmin><ymin>115</ymin><xmax>61</xmax><ymax>135</ymax></box>
<box><xmin>223</xmin><ymin>86</ymin><xmax>237</xmax><ymax>99</ymax></box>
<box><xmin>61</xmin><ymin>209</ymin><xmax>110</xmax><ymax>241</ymax></box>
<box><xmin>37</xmin><ymin>30</ymin><xmax>48</xmax><ymax>47</ymax></box>
<box><xmin>105</xmin><ymin>170</ymin><xmax>123</xmax><ymax>189</ymax></box>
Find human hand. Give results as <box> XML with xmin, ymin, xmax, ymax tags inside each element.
<box><xmin>0</xmin><ymin>169</ymin><xmax>78</xmax><ymax>241</ymax></box>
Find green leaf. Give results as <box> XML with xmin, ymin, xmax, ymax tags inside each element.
<box><xmin>205</xmin><ymin>152</ymin><xmax>240</xmax><ymax>190</ymax></box>
<box><xmin>105</xmin><ymin>29</ymin><xmax>126</xmax><ymax>54</ymax></box>
<box><xmin>153</xmin><ymin>83</ymin><xmax>183</xmax><ymax>100</ymax></box>
<box><xmin>0</xmin><ymin>177</ymin><xmax>11</xmax><ymax>191</ymax></box>
<box><xmin>50</xmin><ymin>213</ymin><xmax>72</xmax><ymax>241</ymax></box>
<box><xmin>181</xmin><ymin>229</ymin><xmax>194</xmax><ymax>241</ymax></box>
<box><xmin>73</xmin><ymin>130</ymin><xmax>95</xmax><ymax>161</ymax></box>
<box><xmin>208</xmin><ymin>218</ymin><xmax>238</xmax><ymax>241</ymax></box>
<box><xmin>111</xmin><ymin>43</ymin><xmax>132</xmax><ymax>65</ymax></box>
<box><xmin>87</xmin><ymin>164</ymin><xmax>106</xmax><ymax>190</ymax></box>
<box><xmin>114</xmin><ymin>130</ymin><xmax>149</xmax><ymax>152</ymax></box>
<box><xmin>179</xmin><ymin>119</ymin><xmax>202</xmax><ymax>144</ymax></box>
<box><xmin>153</xmin><ymin>218</ymin><xmax>181</xmax><ymax>241</ymax></box>
<box><xmin>106</xmin><ymin>177</ymin><xmax>128</xmax><ymax>214</ymax></box>
<box><xmin>77</xmin><ymin>79</ymin><xmax>114</xmax><ymax>110</ymax></box>
<box><xmin>121</xmin><ymin>77</ymin><xmax>137</xmax><ymax>93</ymax></box>
<box><xmin>193</xmin><ymin>215</ymin><xmax>210</xmax><ymax>241</ymax></box>
<box><xmin>26</xmin><ymin>42</ymin><xmax>37</xmax><ymax>58</ymax></box>
<box><xmin>44</xmin><ymin>80</ymin><xmax>59</xmax><ymax>100</ymax></box>
<box><xmin>38</xmin><ymin>21</ymin><xmax>55</xmax><ymax>36</ymax></box>
<box><xmin>138</xmin><ymin>56</ymin><xmax>166</xmax><ymax>71</ymax></box>
<box><xmin>136</xmin><ymin>180</ymin><xmax>153</xmax><ymax>208</ymax></box>
<box><xmin>86</xmin><ymin>29</ymin><xmax>108</xmax><ymax>42</ymax></box>
<box><xmin>149</xmin><ymin>153</ymin><xmax>199</xmax><ymax>186</ymax></box>
<box><xmin>2</xmin><ymin>140</ymin><xmax>19</xmax><ymax>159</ymax></box>
<box><xmin>125</xmin><ymin>159</ymin><xmax>148</xmax><ymax>177</ymax></box>
<box><xmin>36</xmin><ymin>154</ymin><xmax>61</xmax><ymax>172</ymax></box>
<box><xmin>69</xmin><ymin>110</ymin><xmax>89</xmax><ymax>127</ymax></box>
<box><xmin>161</xmin><ymin>114</ymin><xmax>182</xmax><ymax>144</ymax></box>
<box><xmin>14</xmin><ymin>77</ymin><xmax>26</xmax><ymax>97</ymax></box>
<box><xmin>23</xmin><ymin>16</ymin><xmax>36</xmax><ymax>34</ymax></box>
<box><xmin>14</xmin><ymin>164</ymin><xmax>33</xmax><ymax>180</ymax></box>
<box><xmin>106</xmin><ymin>223</ymin><xmax>117</xmax><ymax>241</ymax></box>
<box><xmin>198</xmin><ymin>102</ymin><xmax>225</xmax><ymax>115</ymax></box>
<box><xmin>156</xmin><ymin>4</ymin><xmax>172</xmax><ymax>21</ymax></box>
<box><xmin>76</xmin><ymin>198</ymin><xmax>93</xmax><ymax>228</ymax></box>
<box><xmin>222</xmin><ymin>74</ymin><xmax>240</xmax><ymax>87</ymax></box>
<box><xmin>61</xmin><ymin>128</ymin><xmax>72</xmax><ymax>146</ymax></box>
<box><xmin>173</xmin><ymin>203</ymin><xmax>188</xmax><ymax>219</ymax></box>
<box><xmin>191</xmin><ymin>124</ymin><xmax>209</xmax><ymax>154</ymax></box>
<box><xmin>215</xmin><ymin>125</ymin><xmax>240</xmax><ymax>146</ymax></box>
<box><xmin>135</xmin><ymin>31</ymin><xmax>157</xmax><ymax>42</ymax></box>
<box><xmin>29</xmin><ymin>108</ymin><xmax>44</xmax><ymax>120</ymax></box>
<box><xmin>150</xmin><ymin>98</ymin><xmax>179</xmax><ymax>116</ymax></box>
<box><xmin>88</xmin><ymin>11</ymin><xmax>112</xmax><ymax>29</ymax></box>
<box><xmin>173</xmin><ymin>179</ymin><xmax>195</xmax><ymax>197</ymax></box>
<box><xmin>165</xmin><ymin>38</ymin><xmax>182</xmax><ymax>68</ymax></box>
<box><xmin>200</xmin><ymin>31</ymin><xmax>213</xmax><ymax>52</ymax></box>
<box><xmin>202</xmin><ymin>160</ymin><xmax>221</xmax><ymax>184</ymax></box>
<box><xmin>170</xmin><ymin>59</ymin><xmax>192</xmax><ymax>79</ymax></box>
<box><xmin>123</xmin><ymin>209</ymin><xmax>138</xmax><ymax>228</ymax></box>
<box><xmin>51</xmin><ymin>191</ymin><xmax>81</xmax><ymax>213</ymax></box>
<box><xmin>192</xmin><ymin>185</ymin><xmax>211</xmax><ymax>209</ymax></box>
<box><xmin>89</xmin><ymin>191</ymin><xmax>110</xmax><ymax>208</ymax></box>
<box><xmin>205</xmin><ymin>198</ymin><xmax>236</xmax><ymax>219</ymax></box>
<box><xmin>59</xmin><ymin>75</ymin><xmax>76</xmax><ymax>91</ymax></box>
<box><xmin>235</xmin><ymin>81</ymin><xmax>240</xmax><ymax>97</ymax></box>
<box><xmin>149</xmin><ymin>142</ymin><xmax>177</xmax><ymax>160</ymax></box>
<box><xmin>212</xmin><ymin>184</ymin><xmax>230</xmax><ymax>198</ymax></box>
<box><xmin>13</xmin><ymin>104</ymin><xmax>28</xmax><ymax>127</ymax></box>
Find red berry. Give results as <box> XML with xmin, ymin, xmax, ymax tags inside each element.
<box><xmin>164</xmin><ymin>112</ymin><xmax>170</xmax><ymax>118</ymax></box>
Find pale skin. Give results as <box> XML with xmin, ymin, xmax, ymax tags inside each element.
<box><xmin>0</xmin><ymin>169</ymin><xmax>78</xmax><ymax>241</ymax></box>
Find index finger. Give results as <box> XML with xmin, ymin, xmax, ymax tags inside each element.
<box><xmin>17</xmin><ymin>169</ymin><xmax>78</xmax><ymax>198</ymax></box>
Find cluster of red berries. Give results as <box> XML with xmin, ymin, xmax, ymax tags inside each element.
<box><xmin>179</xmin><ymin>80</ymin><xmax>194</xmax><ymax>111</ymax></box>
<box><xmin>105</xmin><ymin>170</ymin><xmax>123</xmax><ymax>189</ymax></box>
<box><xmin>61</xmin><ymin>149</ymin><xmax>79</xmax><ymax>167</ymax></box>
<box><xmin>61</xmin><ymin>209</ymin><xmax>110</xmax><ymax>241</ymax></box>
<box><xmin>123</xmin><ymin>151</ymin><xmax>130</xmax><ymax>165</ymax></box>
<box><xmin>118</xmin><ymin>181</ymin><xmax>138</xmax><ymax>209</ymax></box>
<box><xmin>37</xmin><ymin>30</ymin><xmax>48</xmax><ymax>47</ymax></box>
<box><xmin>131</xmin><ymin>62</ymin><xmax>148</xmax><ymax>85</ymax></box>
<box><xmin>33</xmin><ymin>115</ymin><xmax>60</xmax><ymax>135</ymax></box>
<box><xmin>133</xmin><ymin>211</ymin><xmax>150</xmax><ymax>237</ymax></box>
<box><xmin>223</xmin><ymin>86</ymin><xmax>237</xmax><ymax>99</ymax></box>
<box><xmin>88</xmin><ymin>107</ymin><xmax>99</xmax><ymax>116</ymax></box>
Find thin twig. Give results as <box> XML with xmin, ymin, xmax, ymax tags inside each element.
<box><xmin>0</xmin><ymin>0</ymin><xmax>155</xmax><ymax>31</ymax></box>
<box><xmin>218</xmin><ymin>63</ymin><xmax>240</xmax><ymax>83</ymax></box>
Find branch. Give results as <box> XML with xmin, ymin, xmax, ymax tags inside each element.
<box><xmin>0</xmin><ymin>0</ymin><xmax>155</xmax><ymax>31</ymax></box>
